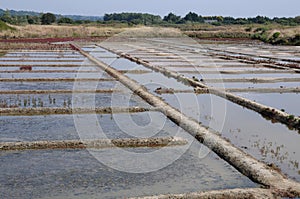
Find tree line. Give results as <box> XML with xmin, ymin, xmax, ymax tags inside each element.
<box><xmin>104</xmin><ymin>12</ymin><xmax>300</xmax><ymax>26</ymax></box>
<box><xmin>0</xmin><ymin>11</ymin><xmax>96</xmax><ymax>25</ymax></box>
<box><xmin>1</xmin><ymin>10</ymin><xmax>300</xmax><ymax>26</ymax></box>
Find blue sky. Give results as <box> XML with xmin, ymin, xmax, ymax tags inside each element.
<box><xmin>1</xmin><ymin>0</ymin><xmax>299</xmax><ymax>17</ymax></box>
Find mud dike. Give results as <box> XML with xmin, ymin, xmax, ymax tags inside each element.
<box><xmin>0</xmin><ymin>38</ymin><xmax>299</xmax><ymax>198</ymax></box>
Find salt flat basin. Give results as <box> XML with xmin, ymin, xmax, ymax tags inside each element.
<box><xmin>99</xmin><ymin>57</ymin><xmax>148</xmax><ymax>71</ymax></box>
<box><xmin>0</xmin><ymin>57</ymin><xmax>85</xmax><ymax>61</ymax></box>
<box><xmin>126</xmin><ymin>72</ymin><xmax>191</xmax><ymax>92</ymax></box>
<box><xmin>161</xmin><ymin>93</ymin><xmax>300</xmax><ymax>182</ymax></box>
<box><xmin>0</xmin><ymin>61</ymin><xmax>84</xmax><ymax>65</ymax></box>
<box><xmin>182</xmin><ymin>72</ymin><xmax>300</xmax><ymax>80</ymax></box>
<box><xmin>6</xmin><ymin>52</ymin><xmax>81</xmax><ymax>56</ymax></box>
<box><xmin>207</xmin><ymin>82</ymin><xmax>300</xmax><ymax>89</ymax></box>
<box><xmin>0</xmin><ymin>92</ymin><xmax>149</xmax><ymax>108</ymax></box>
<box><xmin>0</xmin><ymin>142</ymin><xmax>257</xmax><ymax>199</ymax></box>
<box><xmin>0</xmin><ymin>81</ymin><xmax>119</xmax><ymax>91</ymax></box>
<box><xmin>0</xmin><ymin>72</ymin><xmax>111</xmax><ymax>79</ymax></box>
<box><xmin>236</xmin><ymin>93</ymin><xmax>300</xmax><ymax>116</ymax></box>
<box><xmin>0</xmin><ymin>67</ymin><xmax>100</xmax><ymax>71</ymax></box>
<box><xmin>0</xmin><ymin>111</ymin><xmax>188</xmax><ymax>142</ymax></box>
<box><xmin>164</xmin><ymin>66</ymin><xmax>278</xmax><ymax>72</ymax></box>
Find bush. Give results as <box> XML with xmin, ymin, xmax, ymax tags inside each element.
<box><xmin>245</xmin><ymin>27</ymin><xmax>252</xmax><ymax>32</ymax></box>
<box><xmin>57</xmin><ymin>17</ymin><xmax>73</xmax><ymax>24</ymax></box>
<box><xmin>272</xmin><ymin>32</ymin><xmax>280</xmax><ymax>39</ymax></box>
<box><xmin>0</xmin><ymin>20</ymin><xmax>15</xmax><ymax>31</ymax></box>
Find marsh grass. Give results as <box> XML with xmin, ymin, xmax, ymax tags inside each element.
<box><xmin>0</xmin><ymin>24</ymin><xmax>127</xmax><ymax>39</ymax></box>
<box><xmin>181</xmin><ymin>24</ymin><xmax>300</xmax><ymax>42</ymax></box>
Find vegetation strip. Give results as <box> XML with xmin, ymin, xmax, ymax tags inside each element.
<box><xmin>0</xmin><ymin>59</ymin><xmax>84</xmax><ymax>62</ymax></box>
<box><xmin>3</xmin><ymin>56</ymin><xmax>82</xmax><ymax>58</ymax></box>
<box><xmin>129</xmin><ymin>188</ymin><xmax>274</xmax><ymax>199</ymax></box>
<box><xmin>0</xmin><ymin>107</ymin><xmax>152</xmax><ymax>116</ymax></box>
<box><xmin>76</xmin><ymin>43</ymin><xmax>300</xmax><ymax>197</ymax></box>
<box><xmin>209</xmin><ymin>48</ymin><xmax>300</xmax><ymax>64</ymax></box>
<box><xmin>179</xmin><ymin>70</ymin><xmax>298</xmax><ymax>74</ymax></box>
<box><xmin>0</xmin><ymin>78</ymin><xmax>114</xmax><ymax>82</ymax></box>
<box><xmin>0</xmin><ymin>137</ymin><xmax>187</xmax><ymax>151</ymax></box>
<box><xmin>164</xmin><ymin>64</ymin><xmax>265</xmax><ymax>68</ymax></box>
<box><xmin>0</xmin><ymin>70</ymin><xmax>99</xmax><ymax>73</ymax></box>
<box><xmin>201</xmin><ymin>77</ymin><xmax>300</xmax><ymax>83</ymax></box>
<box><xmin>5</xmin><ymin>50</ymin><xmax>75</xmax><ymax>53</ymax></box>
<box><xmin>111</xmin><ymin>44</ymin><xmax>300</xmax><ymax>130</ymax></box>
<box><xmin>119</xmin><ymin>69</ymin><xmax>152</xmax><ymax>74</ymax></box>
<box><xmin>211</xmin><ymin>53</ymin><xmax>299</xmax><ymax>70</ymax></box>
<box><xmin>0</xmin><ymin>69</ymin><xmax>151</xmax><ymax>74</ymax></box>
<box><xmin>0</xmin><ymin>64</ymin><xmax>95</xmax><ymax>67</ymax></box>
<box><xmin>0</xmin><ymin>89</ymin><xmax>119</xmax><ymax>94</ymax></box>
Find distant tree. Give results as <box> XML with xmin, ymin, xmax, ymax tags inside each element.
<box><xmin>27</xmin><ymin>18</ymin><xmax>34</xmax><ymax>24</ymax></box>
<box><xmin>248</xmin><ymin>16</ymin><xmax>270</xmax><ymax>24</ymax></box>
<box><xmin>1</xmin><ymin>10</ymin><xmax>13</xmax><ymax>24</ymax></box>
<box><xmin>58</xmin><ymin>17</ymin><xmax>73</xmax><ymax>24</ymax></box>
<box><xmin>26</xmin><ymin>15</ymin><xmax>40</xmax><ymax>24</ymax></box>
<box><xmin>103</xmin><ymin>12</ymin><xmax>162</xmax><ymax>25</ymax></box>
<box><xmin>163</xmin><ymin>13</ymin><xmax>181</xmax><ymax>23</ymax></box>
<box><xmin>183</xmin><ymin>12</ymin><xmax>199</xmax><ymax>22</ymax></box>
<box><xmin>41</xmin><ymin>13</ymin><xmax>56</xmax><ymax>25</ymax></box>
<box><xmin>294</xmin><ymin>16</ymin><xmax>300</xmax><ymax>24</ymax></box>
<box><xmin>216</xmin><ymin>16</ymin><xmax>224</xmax><ymax>22</ymax></box>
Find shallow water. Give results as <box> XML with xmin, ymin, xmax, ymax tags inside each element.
<box><xmin>207</xmin><ymin>82</ymin><xmax>300</xmax><ymax>89</ymax></box>
<box><xmin>0</xmin><ymin>61</ymin><xmax>84</xmax><ymax>65</ymax></box>
<box><xmin>0</xmin><ymin>57</ymin><xmax>85</xmax><ymax>61</ymax></box>
<box><xmin>0</xmin><ymin>81</ymin><xmax>120</xmax><ymax>91</ymax></box>
<box><xmin>161</xmin><ymin>93</ymin><xmax>300</xmax><ymax>181</ymax></box>
<box><xmin>0</xmin><ymin>67</ymin><xmax>99</xmax><ymax>71</ymax></box>
<box><xmin>99</xmin><ymin>57</ymin><xmax>147</xmax><ymax>71</ymax></box>
<box><xmin>91</xmin><ymin>44</ymin><xmax>300</xmax><ymax>181</ymax></box>
<box><xmin>126</xmin><ymin>72</ymin><xmax>191</xmax><ymax>92</ymax></box>
<box><xmin>237</xmin><ymin>93</ymin><xmax>300</xmax><ymax>116</ymax></box>
<box><xmin>165</xmin><ymin>66</ymin><xmax>277</xmax><ymax>72</ymax></box>
<box><xmin>1</xmin><ymin>42</ymin><xmax>299</xmax><ymax>197</ymax></box>
<box><xmin>0</xmin><ymin>111</ymin><xmax>186</xmax><ymax>142</ymax></box>
<box><xmin>182</xmin><ymin>72</ymin><xmax>300</xmax><ymax>80</ymax></box>
<box><xmin>0</xmin><ymin>72</ymin><xmax>111</xmax><ymax>79</ymax></box>
<box><xmin>0</xmin><ymin>91</ymin><xmax>148</xmax><ymax>109</ymax></box>
<box><xmin>0</xmin><ymin>143</ymin><xmax>257</xmax><ymax>199</ymax></box>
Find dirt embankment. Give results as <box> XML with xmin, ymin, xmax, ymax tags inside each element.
<box><xmin>0</xmin><ymin>137</ymin><xmax>187</xmax><ymax>151</ymax></box>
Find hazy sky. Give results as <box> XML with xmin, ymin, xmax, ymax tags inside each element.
<box><xmin>1</xmin><ymin>0</ymin><xmax>299</xmax><ymax>17</ymax></box>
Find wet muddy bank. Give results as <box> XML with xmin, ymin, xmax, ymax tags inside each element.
<box><xmin>0</xmin><ymin>107</ymin><xmax>153</xmax><ymax>116</ymax></box>
<box><xmin>0</xmin><ymin>136</ymin><xmax>187</xmax><ymax>151</ymax></box>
